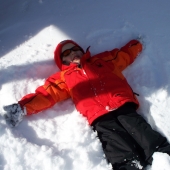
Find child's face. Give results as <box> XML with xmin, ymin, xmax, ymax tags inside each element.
<box><xmin>61</xmin><ymin>43</ymin><xmax>84</xmax><ymax>65</ymax></box>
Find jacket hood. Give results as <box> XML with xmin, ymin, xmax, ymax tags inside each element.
<box><xmin>54</xmin><ymin>40</ymin><xmax>84</xmax><ymax>70</ymax></box>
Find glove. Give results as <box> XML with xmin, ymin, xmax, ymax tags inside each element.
<box><xmin>3</xmin><ymin>103</ymin><xmax>26</xmax><ymax>127</ymax></box>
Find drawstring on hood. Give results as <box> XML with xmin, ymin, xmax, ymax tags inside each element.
<box><xmin>54</xmin><ymin>40</ymin><xmax>85</xmax><ymax>70</ymax></box>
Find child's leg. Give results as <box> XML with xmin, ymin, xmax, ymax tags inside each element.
<box><xmin>117</xmin><ymin>112</ymin><xmax>170</xmax><ymax>164</ymax></box>
<box><xmin>92</xmin><ymin>117</ymin><xmax>145</xmax><ymax>169</ymax></box>
<box><xmin>157</xmin><ymin>140</ymin><xmax>170</xmax><ymax>155</ymax></box>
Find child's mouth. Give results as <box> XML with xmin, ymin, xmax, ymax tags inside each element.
<box><xmin>71</xmin><ymin>56</ymin><xmax>80</xmax><ymax>63</ymax></box>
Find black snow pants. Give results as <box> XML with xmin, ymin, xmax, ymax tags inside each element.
<box><xmin>92</xmin><ymin>103</ymin><xmax>170</xmax><ymax>170</ymax></box>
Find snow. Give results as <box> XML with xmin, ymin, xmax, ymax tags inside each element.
<box><xmin>0</xmin><ymin>0</ymin><xmax>170</xmax><ymax>169</ymax></box>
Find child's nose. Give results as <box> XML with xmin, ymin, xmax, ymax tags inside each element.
<box><xmin>71</xmin><ymin>51</ymin><xmax>76</xmax><ymax>55</ymax></box>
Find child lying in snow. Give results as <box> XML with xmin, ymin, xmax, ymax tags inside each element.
<box><xmin>3</xmin><ymin>39</ymin><xmax>170</xmax><ymax>170</ymax></box>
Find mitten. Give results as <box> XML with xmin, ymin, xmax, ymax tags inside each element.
<box><xmin>3</xmin><ymin>103</ymin><xmax>26</xmax><ymax>127</ymax></box>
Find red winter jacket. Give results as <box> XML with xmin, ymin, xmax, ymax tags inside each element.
<box><xmin>19</xmin><ymin>39</ymin><xmax>142</xmax><ymax>125</ymax></box>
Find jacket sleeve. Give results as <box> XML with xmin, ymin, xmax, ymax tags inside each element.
<box><xmin>18</xmin><ymin>72</ymin><xmax>70</xmax><ymax>115</ymax></box>
<box><xmin>110</xmin><ymin>39</ymin><xmax>143</xmax><ymax>72</ymax></box>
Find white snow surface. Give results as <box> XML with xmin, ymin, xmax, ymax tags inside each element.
<box><xmin>1</xmin><ymin>0</ymin><xmax>170</xmax><ymax>170</ymax></box>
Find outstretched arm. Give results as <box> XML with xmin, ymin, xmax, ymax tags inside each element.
<box><xmin>110</xmin><ymin>39</ymin><xmax>143</xmax><ymax>72</ymax></box>
<box><xmin>19</xmin><ymin>74</ymin><xmax>70</xmax><ymax>115</ymax></box>
<box><xmin>3</xmin><ymin>72</ymin><xmax>70</xmax><ymax>127</ymax></box>
<box><xmin>120</xmin><ymin>39</ymin><xmax>143</xmax><ymax>64</ymax></box>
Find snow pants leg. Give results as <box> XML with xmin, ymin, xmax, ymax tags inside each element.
<box><xmin>92</xmin><ymin>103</ymin><xmax>170</xmax><ymax>169</ymax></box>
